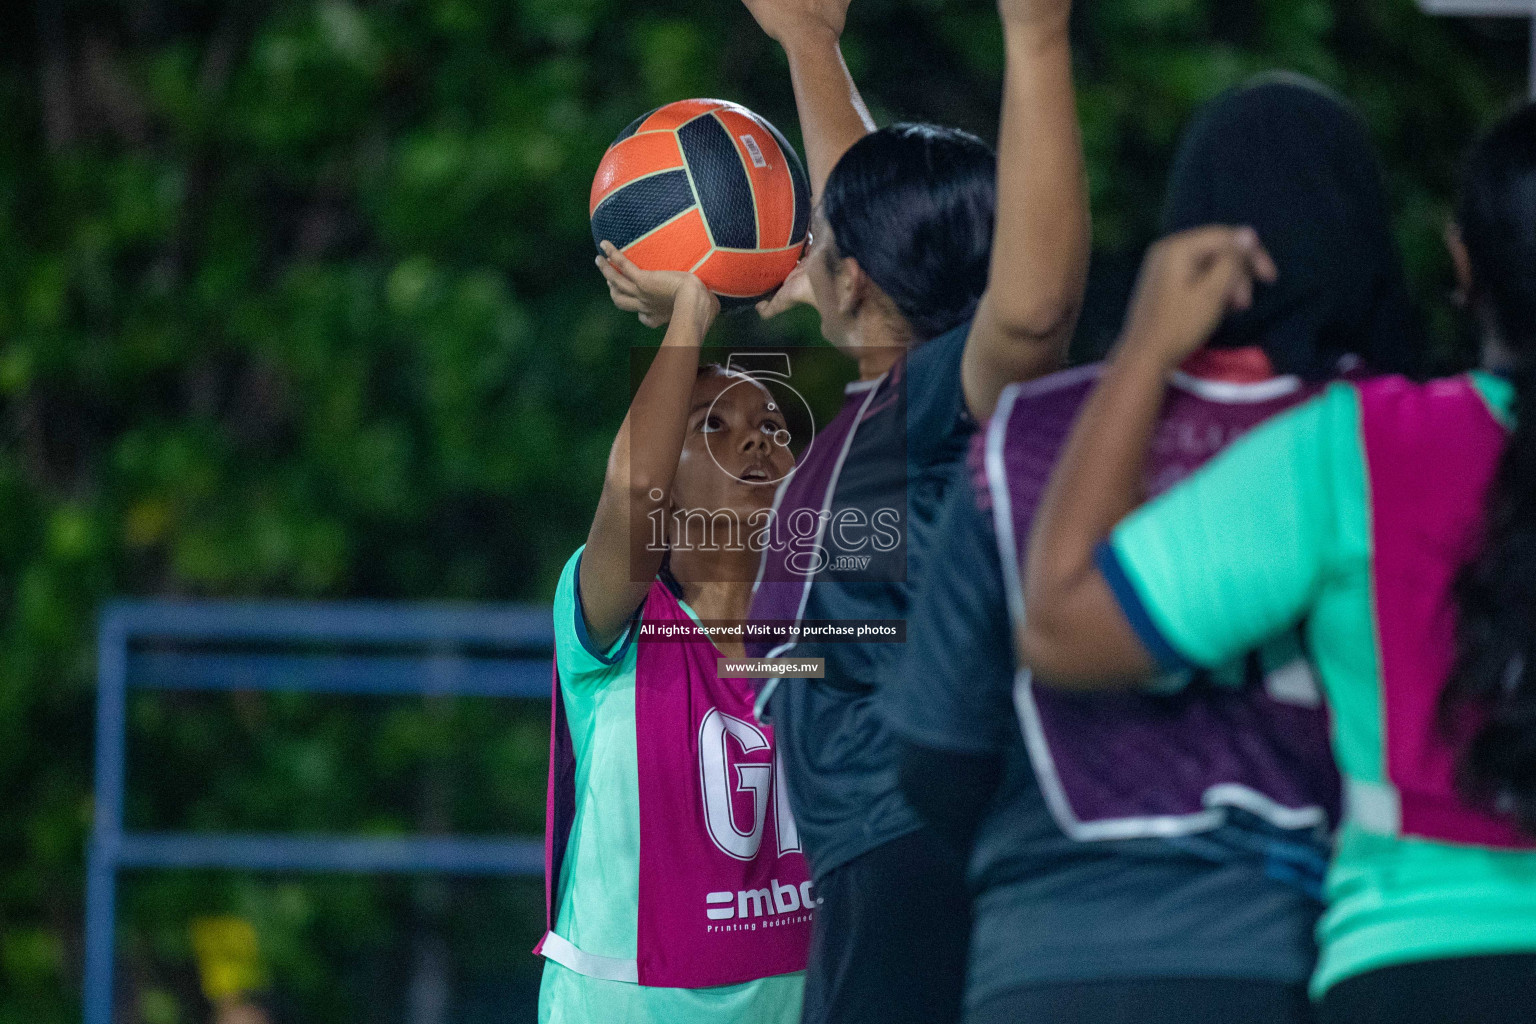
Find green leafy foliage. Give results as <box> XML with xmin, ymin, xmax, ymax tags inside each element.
<box><xmin>0</xmin><ymin>0</ymin><xmax>1527</xmax><ymax>1020</ymax></box>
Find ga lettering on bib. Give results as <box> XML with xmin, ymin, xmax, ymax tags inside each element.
<box><xmin>537</xmin><ymin>582</ymin><xmax>815</xmax><ymax>988</ymax></box>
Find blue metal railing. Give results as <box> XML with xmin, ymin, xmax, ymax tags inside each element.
<box><xmin>84</xmin><ymin>600</ymin><xmax>554</xmax><ymax>1024</ymax></box>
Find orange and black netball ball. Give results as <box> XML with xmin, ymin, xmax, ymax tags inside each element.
<box><xmin>590</xmin><ymin>99</ymin><xmax>812</xmax><ymax>308</ymax></box>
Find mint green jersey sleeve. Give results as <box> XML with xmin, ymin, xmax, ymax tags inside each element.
<box><xmin>1105</xmin><ymin>383</ymin><xmax>1363</xmax><ymax>669</ymax></box>
<box><xmin>552</xmin><ymin>547</ymin><xmax>639</xmax><ymax>686</ymax></box>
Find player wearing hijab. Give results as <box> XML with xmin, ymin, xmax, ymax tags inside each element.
<box><xmin>1023</xmin><ymin>104</ymin><xmax>1536</xmax><ymax>1024</ymax></box>
<box><xmin>888</xmin><ymin>76</ymin><xmax>1420</xmax><ymax>1024</ymax></box>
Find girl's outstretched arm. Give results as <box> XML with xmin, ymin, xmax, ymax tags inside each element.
<box><xmin>961</xmin><ymin>0</ymin><xmax>1089</xmax><ymax>421</ymax></box>
<box><xmin>580</xmin><ymin>243</ymin><xmax>720</xmax><ymax>647</ymax></box>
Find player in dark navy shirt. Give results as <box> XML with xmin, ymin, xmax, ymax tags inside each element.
<box><xmin>888</xmin><ymin>445</ymin><xmax>1319</xmax><ymax>1024</ymax></box>
<box><xmin>890</xmin><ymin>75</ymin><xmax>1424</xmax><ymax>1024</ymax></box>
<box><xmin>737</xmin><ymin>0</ymin><xmax>1089</xmax><ymax>1019</ymax></box>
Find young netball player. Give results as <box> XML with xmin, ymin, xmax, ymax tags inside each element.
<box><xmin>887</xmin><ymin>76</ymin><xmax>1418</xmax><ymax>1024</ymax></box>
<box><xmin>1022</xmin><ymin>105</ymin><xmax>1536</xmax><ymax>1024</ymax></box>
<box><xmin>535</xmin><ymin>249</ymin><xmax>809</xmax><ymax>1023</ymax></box>
<box><xmin>735</xmin><ymin>0</ymin><xmax>1088</xmax><ymax>1020</ymax></box>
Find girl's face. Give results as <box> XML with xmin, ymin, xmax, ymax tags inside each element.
<box><xmin>669</xmin><ymin>371</ymin><xmax>796</xmax><ymax>528</ymax></box>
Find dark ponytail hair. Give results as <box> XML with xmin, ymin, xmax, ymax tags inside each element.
<box><xmin>820</xmin><ymin>124</ymin><xmax>996</xmax><ymax>342</ymax></box>
<box><xmin>1444</xmin><ymin>103</ymin><xmax>1536</xmax><ymax>832</ymax></box>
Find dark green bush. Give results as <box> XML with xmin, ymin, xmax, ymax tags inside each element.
<box><xmin>0</xmin><ymin>1</ymin><xmax>1524</xmax><ymax>1019</ymax></box>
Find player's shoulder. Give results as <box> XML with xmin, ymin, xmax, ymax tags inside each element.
<box><xmin>1353</xmin><ymin>371</ymin><xmax>1504</xmax><ymax>419</ymax></box>
<box><xmin>995</xmin><ymin>362</ymin><xmax>1103</xmax><ymax>412</ymax></box>
<box><xmin>552</xmin><ymin>546</ymin><xmax>586</xmax><ymax>612</ymax></box>
<box><xmin>902</xmin><ymin>320</ymin><xmax>971</xmax><ymax>398</ymax></box>
<box><xmin>553</xmin><ymin>546</ymin><xmax>644</xmax><ymax>680</ymax></box>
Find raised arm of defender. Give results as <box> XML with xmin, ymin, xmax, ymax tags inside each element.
<box><xmin>579</xmin><ymin>245</ymin><xmax>720</xmax><ymax>648</ymax></box>
<box><xmin>1021</xmin><ymin>226</ymin><xmax>1276</xmax><ymax>685</ymax></box>
<box><xmin>739</xmin><ymin>0</ymin><xmax>874</xmax><ymax>199</ymax></box>
<box><xmin>961</xmin><ymin>0</ymin><xmax>1090</xmax><ymax>420</ymax></box>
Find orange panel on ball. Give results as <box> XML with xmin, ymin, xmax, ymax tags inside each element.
<box><xmin>622</xmin><ymin>208</ymin><xmax>713</xmax><ymax>273</ymax></box>
<box><xmin>695</xmin><ymin>246</ymin><xmax>801</xmax><ymax>299</ymax></box>
<box><xmin>712</xmin><ymin>108</ymin><xmax>799</xmax><ymax>250</ymax></box>
<box><xmin>589</xmin><ymin>132</ymin><xmax>687</xmax><ymax>214</ymax></box>
<box><xmin>639</xmin><ymin>99</ymin><xmax>726</xmax><ymax>132</ymax></box>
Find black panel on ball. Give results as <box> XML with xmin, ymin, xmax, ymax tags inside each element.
<box><xmin>612</xmin><ymin>108</ymin><xmax>655</xmax><ymax>146</ymax></box>
<box><xmin>678</xmin><ymin>114</ymin><xmax>758</xmax><ymax>251</ymax></box>
<box><xmin>589</xmin><ymin>170</ymin><xmax>696</xmax><ymax>251</ymax></box>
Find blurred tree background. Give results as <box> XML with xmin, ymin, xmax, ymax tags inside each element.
<box><xmin>0</xmin><ymin>0</ymin><xmax>1528</xmax><ymax>1020</ymax></box>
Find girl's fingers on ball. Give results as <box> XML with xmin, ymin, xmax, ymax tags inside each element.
<box><xmin>598</xmin><ymin>241</ymin><xmax>639</xmax><ymax>280</ymax></box>
<box><xmin>608</xmin><ymin>285</ymin><xmax>642</xmax><ymax>312</ymax></box>
<box><xmin>602</xmin><ymin>242</ymin><xmax>643</xmax><ymax>280</ymax></box>
<box><xmin>598</xmin><ymin>257</ymin><xmax>637</xmax><ymax>294</ymax></box>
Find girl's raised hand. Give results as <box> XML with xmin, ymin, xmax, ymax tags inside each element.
<box><xmin>739</xmin><ymin>0</ymin><xmax>852</xmax><ymax>45</ymax></box>
<box><xmin>597</xmin><ymin>241</ymin><xmax>720</xmax><ymax>330</ymax></box>
<box><xmin>1118</xmin><ymin>225</ymin><xmax>1278</xmax><ymax>372</ymax></box>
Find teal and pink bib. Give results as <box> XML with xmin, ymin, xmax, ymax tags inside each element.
<box><xmin>538</xmin><ymin>582</ymin><xmax>814</xmax><ymax>987</ymax></box>
<box><xmin>1354</xmin><ymin>375</ymin><xmax>1536</xmax><ymax>849</ymax></box>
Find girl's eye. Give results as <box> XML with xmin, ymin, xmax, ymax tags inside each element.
<box><xmin>700</xmin><ymin>415</ymin><xmax>725</xmax><ymax>433</ymax></box>
<box><xmin>761</xmin><ymin>420</ymin><xmax>784</xmax><ymax>435</ymax></box>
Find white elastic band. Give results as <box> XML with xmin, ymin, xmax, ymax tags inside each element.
<box><xmin>1345</xmin><ymin>777</ymin><xmax>1401</xmax><ymax>835</ymax></box>
<box><xmin>538</xmin><ymin>931</ymin><xmax>640</xmax><ymax>983</ymax></box>
<box><xmin>1264</xmin><ymin>657</ymin><xmax>1324</xmax><ymax>708</ymax></box>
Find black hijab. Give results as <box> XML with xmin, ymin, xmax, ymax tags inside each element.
<box><xmin>1162</xmin><ymin>73</ymin><xmax>1422</xmax><ymax>378</ymax></box>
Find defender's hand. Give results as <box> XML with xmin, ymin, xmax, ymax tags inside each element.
<box><xmin>1117</xmin><ymin>226</ymin><xmax>1277</xmax><ymax>372</ymax></box>
<box><xmin>597</xmin><ymin>242</ymin><xmax>720</xmax><ymax>330</ymax></box>
<box><xmin>739</xmin><ymin>0</ymin><xmax>852</xmax><ymax>45</ymax></box>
